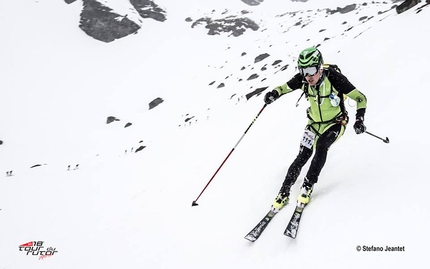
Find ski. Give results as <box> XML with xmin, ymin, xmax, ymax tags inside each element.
<box><xmin>283</xmin><ymin>204</ymin><xmax>305</xmax><ymax>239</ymax></box>
<box><xmin>244</xmin><ymin>209</ymin><xmax>278</xmax><ymax>242</ymax></box>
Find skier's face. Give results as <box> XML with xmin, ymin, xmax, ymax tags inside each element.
<box><xmin>304</xmin><ymin>69</ymin><xmax>322</xmax><ymax>86</ymax></box>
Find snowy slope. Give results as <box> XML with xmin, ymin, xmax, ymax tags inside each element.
<box><xmin>0</xmin><ymin>0</ymin><xmax>429</xmax><ymax>268</ymax></box>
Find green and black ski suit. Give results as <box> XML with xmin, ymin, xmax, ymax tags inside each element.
<box><xmin>274</xmin><ymin>66</ymin><xmax>367</xmax><ymax>192</ymax></box>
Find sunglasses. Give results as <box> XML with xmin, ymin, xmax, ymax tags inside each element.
<box><xmin>299</xmin><ymin>66</ymin><xmax>319</xmax><ymax>77</ymax></box>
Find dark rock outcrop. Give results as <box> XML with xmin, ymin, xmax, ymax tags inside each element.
<box><xmin>135</xmin><ymin>145</ymin><xmax>146</xmax><ymax>153</ymax></box>
<box><xmin>149</xmin><ymin>97</ymin><xmax>164</xmax><ymax>110</ymax></box>
<box><xmin>107</xmin><ymin>116</ymin><xmax>120</xmax><ymax>124</ymax></box>
<box><xmin>327</xmin><ymin>4</ymin><xmax>357</xmax><ymax>15</ymax></box>
<box><xmin>30</xmin><ymin>164</ymin><xmax>42</xmax><ymax>168</ymax></box>
<box><xmin>254</xmin><ymin>53</ymin><xmax>270</xmax><ymax>63</ymax></box>
<box><xmin>130</xmin><ymin>0</ymin><xmax>167</xmax><ymax>22</ymax></box>
<box><xmin>241</xmin><ymin>0</ymin><xmax>264</xmax><ymax>6</ymax></box>
<box><xmin>191</xmin><ymin>16</ymin><xmax>259</xmax><ymax>37</ymax></box>
<box><xmin>185</xmin><ymin>116</ymin><xmax>195</xmax><ymax>122</ymax></box>
<box><xmin>246</xmin><ymin>87</ymin><xmax>268</xmax><ymax>100</ymax></box>
<box><xmin>79</xmin><ymin>0</ymin><xmax>140</xmax><ymax>42</ymax></box>
<box><xmin>247</xmin><ymin>73</ymin><xmax>259</xmax><ymax>80</ymax></box>
<box><xmin>217</xmin><ymin>83</ymin><xmax>225</xmax><ymax>88</ymax></box>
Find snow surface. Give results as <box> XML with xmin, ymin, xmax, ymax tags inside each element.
<box><xmin>0</xmin><ymin>0</ymin><xmax>429</xmax><ymax>268</ymax></box>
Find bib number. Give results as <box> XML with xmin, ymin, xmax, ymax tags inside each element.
<box><xmin>301</xmin><ymin>129</ymin><xmax>316</xmax><ymax>149</ymax></box>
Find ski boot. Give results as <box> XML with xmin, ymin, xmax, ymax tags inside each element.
<box><xmin>271</xmin><ymin>192</ymin><xmax>289</xmax><ymax>212</ymax></box>
<box><xmin>297</xmin><ymin>181</ymin><xmax>314</xmax><ymax>207</ymax></box>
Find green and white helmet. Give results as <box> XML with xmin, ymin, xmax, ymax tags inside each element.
<box><xmin>297</xmin><ymin>47</ymin><xmax>323</xmax><ymax>68</ymax></box>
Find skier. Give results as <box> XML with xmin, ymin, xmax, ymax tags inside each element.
<box><xmin>264</xmin><ymin>47</ymin><xmax>367</xmax><ymax>211</ymax></box>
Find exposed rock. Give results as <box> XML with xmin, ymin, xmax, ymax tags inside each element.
<box><xmin>241</xmin><ymin>0</ymin><xmax>264</xmax><ymax>6</ymax></box>
<box><xmin>79</xmin><ymin>0</ymin><xmax>140</xmax><ymax>43</ymax></box>
<box><xmin>280</xmin><ymin>64</ymin><xmax>289</xmax><ymax>71</ymax></box>
<box><xmin>135</xmin><ymin>145</ymin><xmax>146</xmax><ymax>153</ymax></box>
<box><xmin>185</xmin><ymin>116</ymin><xmax>195</xmax><ymax>122</ymax></box>
<box><xmin>217</xmin><ymin>83</ymin><xmax>225</xmax><ymax>88</ymax></box>
<box><xmin>30</xmin><ymin>164</ymin><xmax>42</xmax><ymax>168</ymax></box>
<box><xmin>327</xmin><ymin>4</ymin><xmax>357</xmax><ymax>15</ymax></box>
<box><xmin>246</xmin><ymin>87</ymin><xmax>268</xmax><ymax>100</ymax></box>
<box><xmin>149</xmin><ymin>97</ymin><xmax>164</xmax><ymax>110</ymax></box>
<box><xmin>130</xmin><ymin>0</ymin><xmax>167</xmax><ymax>22</ymax></box>
<box><xmin>272</xmin><ymin>60</ymin><xmax>282</xmax><ymax>65</ymax></box>
<box><xmin>107</xmin><ymin>116</ymin><xmax>120</xmax><ymax>124</ymax></box>
<box><xmin>191</xmin><ymin>16</ymin><xmax>259</xmax><ymax>37</ymax></box>
<box><xmin>247</xmin><ymin>74</ymin><xmax>259</xmax><ymax>80</ymax></box>
<box><xmin>124</xmin><ymin>122</ymin><xmax>132</xmax><ymax>128</ymax></box>
<box><xmin>64</xmin><ymin>0</ymin><xmax>77</xmax><ymax>4</ymax></box>
<box><xmin>254</xmin><ymin>53</ymin><xmax>270</xmax><ymax>63</ymax></box>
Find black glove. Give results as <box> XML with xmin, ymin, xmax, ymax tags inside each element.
<box><xmin>353</xmin><ymin>116</ymin><xmax>366</xmax><ymax>134</ymax></box>
<box><xmin>264</xmin><ymin>90</ymin><xmax>280</xmax><ymax>104</ymax></box>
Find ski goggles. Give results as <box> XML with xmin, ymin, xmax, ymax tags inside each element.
<box><xmin>299</xmin><ymin>66</ymin><xmax>319</xmax><ymax>77</ymax></box>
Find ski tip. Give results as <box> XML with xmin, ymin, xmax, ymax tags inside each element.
<box><xmin>384</xmin><ymin>137</ymin><xmax>390</xmax><ymax>143</ymax></box>
<box><xmin>191</xmin><ymin>201</ymin><xmax>199</xmax><ymax>207</ymax></box>
<box><xmin>284</xmin><ymin>234</ymin><xmax>296</xmax><ymax>239</ymax></box>
<box><xmin>284</xmin><ymin>230</ymin><xmax>297</xmax><ymax>239</ymax></box>
<box><xmin>244</xmin><ymin>235</ymin><xmax>256</xmax><ymax>242</ymax></box>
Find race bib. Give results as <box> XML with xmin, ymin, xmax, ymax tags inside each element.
<box><xmin>301</xmin><ymin>129</ymin><xmax>316</xmax><ymax>149</ymax></box>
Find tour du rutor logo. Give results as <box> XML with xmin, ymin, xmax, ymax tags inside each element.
<box><xmin>19</xmin><ymin>241</ymin><xmax>58</xmax><ymax>260</ymax></box>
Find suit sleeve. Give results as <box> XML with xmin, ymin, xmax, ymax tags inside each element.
<box><xmin>274</xmin><ymin>73</ymin><xmax>304</xmax><ymax>95</ymax></box>
<box><xmin>329</xmin><ymin>70</ymin><xmax>367</xmax><ymax>119</ymax></box>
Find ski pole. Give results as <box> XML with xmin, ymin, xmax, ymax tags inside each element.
<box><xmin>192</xmin><ymin>104</ymin><xmax>268</xmax><ymax>207</ymax></box>
<box><xmin>365</xmin><ymin>131</ymin><xmax>390</xmax><ymax>143</ymax></box>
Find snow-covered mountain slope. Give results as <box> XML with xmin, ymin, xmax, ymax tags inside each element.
<box><xmin>0</xmin><ymin>0</ymin><xmax>429</xmax><ymax>268</ymax></box>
